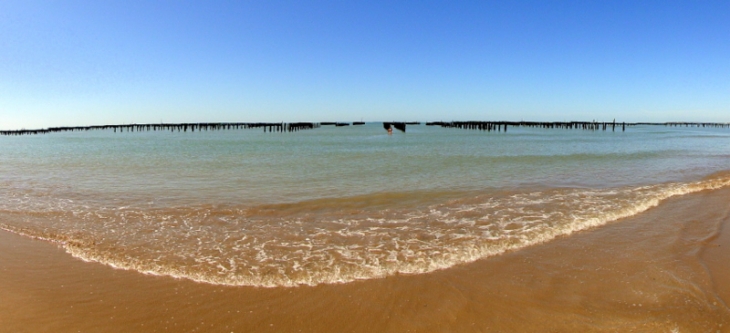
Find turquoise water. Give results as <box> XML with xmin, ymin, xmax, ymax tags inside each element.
<box><xmin>1</xmin><ymin>124</ymin><xmax>729</xmax><ymax>286</ymax></box>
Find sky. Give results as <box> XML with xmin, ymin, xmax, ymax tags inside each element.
<box><xmin>1</xmin><ymin>0</ymin><xmax>729</xmax><ymax>129</ymax></box>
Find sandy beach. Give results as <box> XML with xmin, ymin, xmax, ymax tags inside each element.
<box><xmin>1</xmin><ymin>187</ymin><xmax>729</xmax><ymax>332</ymax></box>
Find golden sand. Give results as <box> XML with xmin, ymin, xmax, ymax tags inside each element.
<box><xmin>2</xmin><ymin>188</ymin><xmax>729</xmax><ymax>332</ymax></box>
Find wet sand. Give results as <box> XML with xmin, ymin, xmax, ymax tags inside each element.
<box><xmin>2</xmin><ymin>188</ymin><xmax>730</xmax><ymax>332</ymax></box>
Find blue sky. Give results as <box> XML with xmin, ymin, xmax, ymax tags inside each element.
<box><xmin>1</xmin><ymin>0</ymin><xmax>728</xmax><ymax>129</ymax></box>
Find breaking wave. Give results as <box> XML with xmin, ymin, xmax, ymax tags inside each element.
<box><xmin>2</xmin><ymin>172</ymin><xmax>730</xmax><ymax>287</ymax></box>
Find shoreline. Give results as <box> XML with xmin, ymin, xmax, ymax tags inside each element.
<box><xmin>2</xmin><ymin>188</ymin><xmax>730</xmax><ymax>332</ymax></box>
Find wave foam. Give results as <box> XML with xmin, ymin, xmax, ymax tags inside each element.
<box><xmin>2</xmin><ymin>174</ymin><xmax>730</xmax><ymax>287</ymax></box>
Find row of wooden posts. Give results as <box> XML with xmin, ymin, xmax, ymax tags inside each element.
<box><xmin>0</xmin><ymin>122</ymin><xmax>325</xmax><ymax>136</ymax></box>
<box><xmin>427</xmin><ymin>121</ymin><xmax>628</xmax><ymax>132</ymax></box>
<box><xmin>1</xmin><ymin>121</ymin><xmax>728</xmax><ymax>136</ymax></box>
<box><xmin>427</xmin><ymin>121</ymin><xmax>730</xmax><ymax>132</ymax></box>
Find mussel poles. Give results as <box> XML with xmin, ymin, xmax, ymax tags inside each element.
<box><xmin>3</xmin><ymin>121</ymin><xmax>730</xmax><ymax>136</ymax></box>
<box><xmin>427</xmin><ymin>120</ymin><xmax>638</xmax><ymax>133</ymax></box>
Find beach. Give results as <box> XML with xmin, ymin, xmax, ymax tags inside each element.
<box><xmin>4</xmin><ymin>1</ymin><xmax>729</xmax><ymax>330</ymax></box>
<box><xmin>4</xmin><ymin>0</ymin><xmax>729</xmax><ymax>330</ymax></box>
<box><xmin>2</xmin><ymin>186</ymin><xmax>729</xmax><ymax>332</ymax></box>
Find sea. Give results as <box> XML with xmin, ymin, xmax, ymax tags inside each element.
<box><xmin>1</xmin><ymin>123</ymin><xmax>729</xmax><ymax>287</ymax></box>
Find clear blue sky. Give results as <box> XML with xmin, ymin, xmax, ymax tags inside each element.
<box><xmin>1</xmin><ymin>0</ymin><xmax>728</xmax><ymax>129</ymax></box>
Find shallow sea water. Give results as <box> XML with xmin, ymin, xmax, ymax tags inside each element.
<box><xmin>1</xmin><ymin>123</ymin><xmax>729</xmax><ymax>287</ymax></box>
